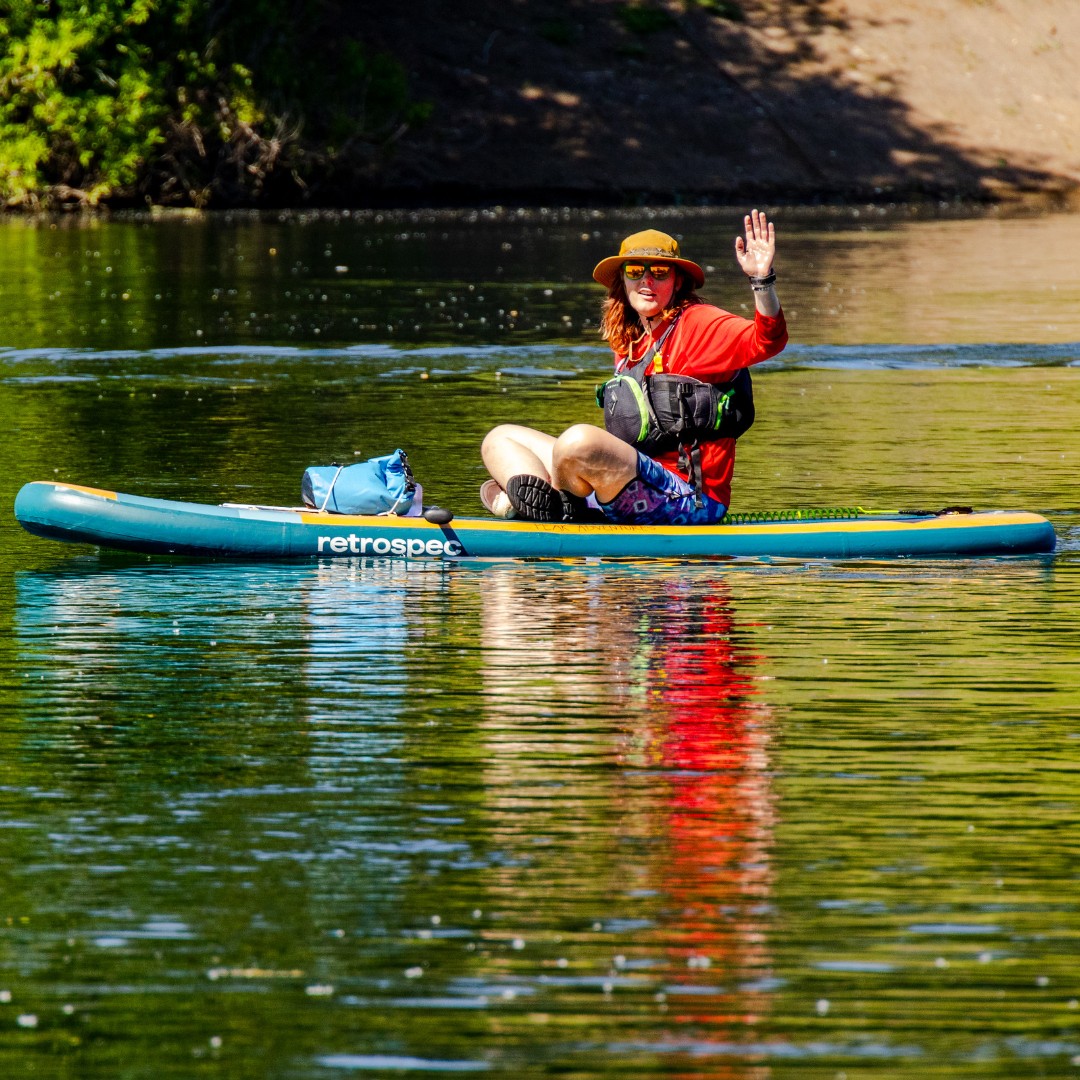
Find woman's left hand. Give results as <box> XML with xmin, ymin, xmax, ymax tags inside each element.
<box><xmin>734</xmin><ymin>209</ymin><xmax>776</xmax><ymax>278</ymax></box>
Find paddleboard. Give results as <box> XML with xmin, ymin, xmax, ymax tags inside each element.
<box><xmin>13</xmin><ymin>481</ymin><xmax>1057</xmax><ymax>561</ymax></box>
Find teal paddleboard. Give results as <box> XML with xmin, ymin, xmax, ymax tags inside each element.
<box><xmin>13</xmin><ymin>481</ymin><xmax>1057</xmax><ymax>561</ymax></box>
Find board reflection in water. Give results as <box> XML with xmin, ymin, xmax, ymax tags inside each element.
<box><xmin>11</xmin><ymin>558</ymin><xmax>785</xmax><ymax>1074</ymax></box>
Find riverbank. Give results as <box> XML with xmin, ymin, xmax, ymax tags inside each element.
<box><xmin>2</xmin><ymin>0</ymin><xmax>1078</xmax><ymax>213</ymax></box>
<box><xmin>345</xmin><ymin>0</ymin><xmax>1080</xmax><ymax>209</ymax></box>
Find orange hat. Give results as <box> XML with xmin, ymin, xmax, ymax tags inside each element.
<box><xmin>592</xmin><ymin>229</ymin><xmax>705</xmax><ymax>289</ymax></box>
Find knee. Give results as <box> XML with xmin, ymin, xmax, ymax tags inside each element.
<box><xmin>481</xmin><ymin>424</ymin><xmax>516</xmax><ymax>460</ymax></box>
<box><xmin>553</xmin><ymin>424</ymin><xmax>603</xmax><ymax>465</ymax></box>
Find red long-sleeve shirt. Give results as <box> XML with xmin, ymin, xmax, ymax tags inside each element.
<box><xmin>615</xmin><ymin>301</ymin><xmax>788</xmax><ymax>508</ymax></box>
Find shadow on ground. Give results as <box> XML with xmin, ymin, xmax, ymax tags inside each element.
<box><xmin>337</xmin><ymin>0</ymin><xmax>1065</xmax><ymax>207</ymax></box>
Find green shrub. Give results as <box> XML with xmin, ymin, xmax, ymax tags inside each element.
<box><xmin>0</xmin><ymin>0</ymin><xmax>427</xmax><ymax>208</ymax></box>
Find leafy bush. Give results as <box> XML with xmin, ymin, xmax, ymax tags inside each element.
<box><xmin>0</xmin><ymin>0</ymin><xmax>428</xmax><ymax>208</ymax></box>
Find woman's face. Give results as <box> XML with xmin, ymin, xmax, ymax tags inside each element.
<box><xmin>623</xmin><ymin>263</ymin><xmax>678</xmax><ymax>321</ymax></box>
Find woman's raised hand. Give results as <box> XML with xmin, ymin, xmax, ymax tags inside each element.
<box><xmin>734</xmin><ymin>209</ymin><xmax>776</xmax><ymax>279</ymax></box>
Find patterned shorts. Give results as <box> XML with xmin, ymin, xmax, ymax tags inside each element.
<box><xmin>599</xmin><ymin>452</ymin><xmax>728</xmax><ymax>526</ymax></box>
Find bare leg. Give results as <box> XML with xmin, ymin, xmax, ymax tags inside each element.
<box><xmin>483</xmin><ymin>422</ymin><xmax>640</xmax><ymax>521</ymax></box>
<box><xmin>551</xmin><ymin>424</ymin><xmax>639</xmax><ymax>503</ymax></box>
<box><xmin>481</xmin><ymin>424</ymin><xmax>556</xmax><ymax>488</ymax></box>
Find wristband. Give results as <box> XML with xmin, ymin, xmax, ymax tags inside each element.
<box><xmin>749</xmin><ymin>272</ymin><xmax>776</xmax><ymax>292</ymax></box>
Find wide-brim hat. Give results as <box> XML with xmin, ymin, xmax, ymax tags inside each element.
<box><xmin>592</xmin><ymin>229</ymin><xmax>705</xmax><ymax>289</ymax></box>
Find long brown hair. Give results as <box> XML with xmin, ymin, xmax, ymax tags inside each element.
<box><xmin>599</xmin><ymin>270</ymin><xmax>701</xmax><ymax>357</ymax></box>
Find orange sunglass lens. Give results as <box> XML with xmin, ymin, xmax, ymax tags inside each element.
<box><xmin>622</xmin><ymin>263</ymin><xmax>673</xmax><ymax>281</ymax></box>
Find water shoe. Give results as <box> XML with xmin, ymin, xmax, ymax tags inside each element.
<box><xmin>505</xmin><ymin>474</ymin><xmax>564</xmax><ymax>521</ymax></box>
<box><xmin>480</xmin><ymin>479</ymin><xmax>516</xmax><ymax>518</ymax></box>
<box><xmin>505</xmin><ymin>475</ymin><xmax>608</xmax><ymax>523</ymax></box>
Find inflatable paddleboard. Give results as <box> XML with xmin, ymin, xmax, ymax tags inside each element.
<box><xmin>13</xmin><ymin>481</ymin><xmax>1056</xmax><ymax>561</ymax></box>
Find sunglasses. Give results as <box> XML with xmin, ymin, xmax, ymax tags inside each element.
<box><xmin>622</xmin><ymin>262</ymin><xmax>675</xmax><ymax>281</ymax></box>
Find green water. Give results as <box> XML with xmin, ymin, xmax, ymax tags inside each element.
<box><xmin>2</xmin><ymin>206</ymin><xmax>1080</xmax><ymax>1077</ymax></box>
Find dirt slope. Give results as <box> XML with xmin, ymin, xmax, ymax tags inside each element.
<box><xmin>354</xmin><ymin>0</ymin><xmax>1080</xmax><ymax>206</ymax></box>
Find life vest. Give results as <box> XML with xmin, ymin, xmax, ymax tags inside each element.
<box><xmin>595</xmin><ymin>312</ymin><xmax>755</xmax><ymax>502</ymax></box>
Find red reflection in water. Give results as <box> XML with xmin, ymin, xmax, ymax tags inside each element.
<box><xmin>617</xmin><ymin>581</ymin><xmax>775</xmax><ymax>1047</ymax></box>
<box><xmin>474</xmin><ymin>568</ymin><xmax>776</xmax><ymax>1068</ymax></box>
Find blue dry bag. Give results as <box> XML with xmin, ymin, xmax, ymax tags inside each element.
<box><xmin>301</xmin><ymin>449</ymin><xmax>419</xmax><ymax>515</ymax></box>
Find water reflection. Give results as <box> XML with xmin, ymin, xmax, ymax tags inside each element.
<box><xmin>3</xmin><ymin>206</ymin><xmax>1080</xmax><ymax>351</ymax></box>
<box><xmin>10</xmin><ymin>558</ymin><xmax>785</xmax><ymax>1074</ymax></box>
<box><xmin>9</xmin><ymin>554</ymin><xmax>1080</xmax><ymax>1074</ymax></box>
<box><xmin>472</xmin><ymin>565</ymin><xmax>778</xmax><ymax>1060</ymax></box>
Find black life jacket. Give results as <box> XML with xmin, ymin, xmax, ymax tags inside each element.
<box><xmin>594</xmin><ymin>313</ymin><xmax>755</xmax><ymax>503</ymax></box>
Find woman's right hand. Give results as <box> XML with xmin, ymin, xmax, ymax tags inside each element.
<box><xmin>734</xmin><ymin>209</ymin><xmax>776</xmax><ymax>279</ymax></box>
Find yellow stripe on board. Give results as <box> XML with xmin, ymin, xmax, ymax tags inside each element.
<box><xmin>296</xmin><ymin>511</ymin><xmax>437</xmax><ymax>527</ymax></box>
<box><xmin>712</xmin><ymin>511</ymin><xmax>1046</xmax><ymax>537</ymax></box>
<box><xmin>296</xmin><ymin>510</ymin><xmax>1045</xmax><ymax>535</ymax></box>
<box><xmin>56</xmin><ymin>483</ymin><xmax>118</xmax><ymax>500</ymax></box>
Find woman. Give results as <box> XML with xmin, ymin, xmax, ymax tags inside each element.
<box><xmin>480</xmin><ymin>210</ymin><xmax>788</xmax><ymax>524</ymax></box>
